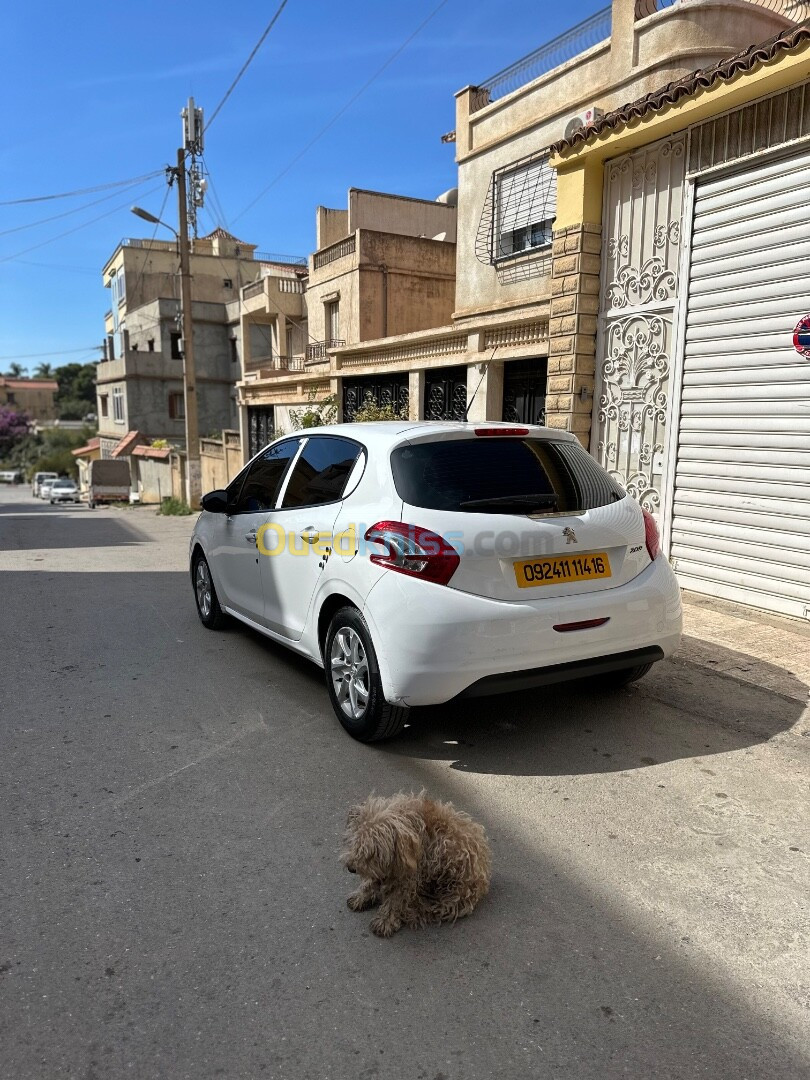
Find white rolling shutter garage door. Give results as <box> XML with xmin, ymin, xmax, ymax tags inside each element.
<box><xmin>671</xmin><ymin>147</ymin><xmax>810</xmax><ymax>618</ymax></box>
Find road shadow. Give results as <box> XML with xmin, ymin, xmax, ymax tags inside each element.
<box><xmin>0</xmin><ymin>513</ymin><xmax>148</xmax><ymax>549</ymax></box>
<box><xmin>381</xmin><ymin>646</ymin><xmax>805</xmax><ymax>777</ymax></box>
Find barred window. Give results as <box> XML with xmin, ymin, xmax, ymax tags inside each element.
<box><xmin>495</xmin><ymin>156</ymin><xmax>556</xmax><ymax>259</ymax></box>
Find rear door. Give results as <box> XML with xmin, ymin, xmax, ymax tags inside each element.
<box><xmin>260</xmin><ymin>435</ymin><xmax>364</xmax><ymax>638</ymax></box>
<box><xmin>391</xmin><ymin>431</ymin><xmax>648</xmax><ymax>602</ymax></box>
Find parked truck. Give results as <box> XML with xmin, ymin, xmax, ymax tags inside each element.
<box><xmin>87</xmin><ymin>459</ymin><xmax>131</xmax><ymax>509</ymax></box>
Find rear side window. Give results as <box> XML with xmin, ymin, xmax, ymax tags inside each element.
<box><xmin>391</xmin><ymin>437</ymin><xmax>624</xmax><ymax>514</ymax></box>
<box><xmin>281</xmin><ymin>436</ymin><xmax>363</xmax><ymax>508</ymax></box>
<box><xmin>230</xmin><ymin>439</ymin><xmax>300</xmax><ymax>513</ymax></box>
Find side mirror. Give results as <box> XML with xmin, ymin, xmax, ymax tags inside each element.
<box><xmin>201</xmin><ymin>489</ymin><xmax>230</xmax><ymax>513</ymax></box>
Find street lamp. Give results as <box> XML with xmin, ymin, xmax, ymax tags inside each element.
<box><xmin>130</xmin><ymin>205</ymin><xmax>177</xmax><ymax>237</ymax></box>
<box><xmin>130</xmin><ymin>171</ymin><xmax>201</xmax><ymax>508</ymax></box>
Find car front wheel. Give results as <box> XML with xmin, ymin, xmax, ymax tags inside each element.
<box><xmin>193</xmin><ymin>552</ymin><xmax>227</xmax><ymax>630</ymax></box>
<box><xmin>324</xmin><ymin>607</ymin><xmax>408</xmax><ymax>742</ymax></box>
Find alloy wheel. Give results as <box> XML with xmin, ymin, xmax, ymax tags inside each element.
<box><xmin>330</xmin><ymin>626</ymin><xmax>370</xmax><ymax>720</ymax></box>
<box><xmin>195</xmin><ymin>560</ymin><xmax>212</xmax><ymax>618</ymax></box>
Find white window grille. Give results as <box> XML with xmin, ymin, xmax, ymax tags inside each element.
<box><xmin>495</xmin><ymin>156</ymin><xmax>556</xmax><ymax>259</ymax></box>
<box><xmin>112</xmin><ymin>386</ymin><xmax>124</xmax><ymax>423</ymax></box>
<box><xmin>327</xmin><ymin>300</ymin><xmax>340</xmax><ymax>342</ymax></box>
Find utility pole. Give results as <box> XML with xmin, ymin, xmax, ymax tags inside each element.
<box><xmin>177</xmin><ymin>98</ymin><xmax>206</xmax><ymax>508</ymax></box>
<box><xmin>175</xmin><ymin>146</ymin><xmax>201</xmax><ymax>508</ymax></box>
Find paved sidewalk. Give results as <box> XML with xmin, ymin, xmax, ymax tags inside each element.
<box><xmin>679</xmin><ymin>590</ymin><xmax>810</xmax><ymax>706</ymax></box>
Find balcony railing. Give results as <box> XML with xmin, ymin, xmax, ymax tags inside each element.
<box><xmin>313</xmin><ymin>235</ymin><xmax>356</xmax><ymax>270</ymax></box>
<box><xmin>243</xmin><ymin>280</ymin><xmax>265</xmax><ymax>300</ymax></box>
<box><xmin>635</xmin><ymin>0</ymin><xmax>810</xmax><ymax>17</ymax></box>
<box><xmin>250</xmin><ymin>355</ymin><xmax>306</xmax><ymax>374</ymax></box>
<box><xmin>121</xmin><ymin>237</ymin><xmax>178</xmax><ymax>252</ymax></box>
<box><xmin>254</xmin><ymin>251</ymin><xmax>307</xmax><ymax>266</ymax></box>
<box><xmin>471</xmin><ymin>6</ymin><xmax>612</xmax><ymax>112</ymax></box>
<box><xmin>305</xmin><ymin>339</ymin><xmax>345</xmax><ymax>361</ymax></box>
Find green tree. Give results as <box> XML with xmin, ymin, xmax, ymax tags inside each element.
<box><xmin>4</xmin><ymin>362</ymin><xmax>26</xmax><ymax>378</ymax></box>
<box><xmin>289</xmin><ymin>391</ymin><xmax>338</xmax><ymax>430</ymax></box>
<box><xmin>34</xmin><ymin>362</ymin><xmax>55</xmax><ymax>378</ymax></box>
<box><xmin>55</xmin><ymin>361</ymin><xmax>97</xmax><ymax>421</ymax></box>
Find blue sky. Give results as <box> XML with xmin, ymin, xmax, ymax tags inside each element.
<box><xmin>0</xmin><ymin>0</ymin><xmax>606</xmax><ymax>371</ymax></box>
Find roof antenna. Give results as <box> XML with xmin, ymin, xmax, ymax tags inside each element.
<box><xmin>463</xmin><ymin>346</ymin><xmax>498</xmax><ymax>422</ymax></box>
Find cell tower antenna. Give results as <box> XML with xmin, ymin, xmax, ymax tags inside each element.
<box><xmin>181</xmin><ymin>97</ymin><xmax>206</xmax><ymax>238</ymax></box>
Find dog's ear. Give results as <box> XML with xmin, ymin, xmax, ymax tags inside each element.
<box><xmin>392</xmin><ymin>811</ymin><xmax>422</xmax><ymax>875</ymax></box>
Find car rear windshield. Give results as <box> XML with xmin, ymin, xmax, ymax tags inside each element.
<box><xmin>391</xmin><ymin>437</ymin><xmax>625</xmax><ymax>514</ymax></box>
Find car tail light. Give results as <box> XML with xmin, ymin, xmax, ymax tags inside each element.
<box><xmin>364</xmin><ymin>521</ymin><xmax>460</xmax><ymax>586</ymax></box>
<box><xmin>642</xmin><ymin>508</ymin><xmax>660</xmax><ymax>561</ymax></box>
<box><xmin>474</xmin><ymin>427</ymin><xmax>529</xmax><ymax>437</ymax></box>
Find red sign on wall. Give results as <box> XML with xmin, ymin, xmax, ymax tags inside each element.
<box><xmin>794</xmin><ymin>315</ymin><xmax>810</xmax><ymax>359</ymax></box>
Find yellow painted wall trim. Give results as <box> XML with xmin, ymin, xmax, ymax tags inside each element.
<box><xmin>552</xmin><ymin>40</ymin><xmax>810</xmax><ymax>171</ymax></box>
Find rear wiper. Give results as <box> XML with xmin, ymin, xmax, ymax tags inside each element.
<box><xmin>459</xmin><ymin>493</ymin><xmax>558</xmax><ymax>511</ymax></box>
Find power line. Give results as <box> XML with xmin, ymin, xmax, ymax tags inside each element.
<box><xmin>0</xmin><ymin>346</ymin><xmax>103</xmax><ymax>361</ymax></box>
<box><xmin>233</xmin><ymin>0</ymin><xmax>452</xmax><ymax>223</ymax></box>
<box><xmin>0</xmin><ymin>176</ymin><xmax>167</xmax><ymax>239</ymax></box>
<box><xmin>0</xmin><ymin>183</ymin><xmax>165</xmax><ymax>265</ymax></box>
<box><xmin>0</xmin><ymin>171</ymin><xmax>165</xmax><ymax>206</ymax></box>
<box><xmin>205</xmin><ymin>0</ymin><xmax>290</xmax><ymax>133</ymax></box>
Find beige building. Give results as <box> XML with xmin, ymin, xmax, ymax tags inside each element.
<box><xmin>95</xmin><ymin>227</ymin><xmax>298</xmax><ymax>457</ymax></box>
<box><xmin>238</xmin><ymin>0</ymin><xmax>806</xmax><ymax>458</ymax></box>
<box><xmin>239</xmin><ymin>188</ymin><xmax>457</xmax><ymax>455</ymax></box>
<box><xmin>0</xmin><ymin>377</ymin><xmax>58</xmax><ymax>421</ymax></box>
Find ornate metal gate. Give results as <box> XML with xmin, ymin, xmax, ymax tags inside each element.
<box><xmin>343</xmin><ymin>374</ymin><xmax>409</xmax><ymax>422</ymax></box>
<box><xmin>248</xmin><ymin>406</ymin><xmax>275</xmax><ymax>458</ymax></box>
<box><xmin>502</xmin><ymin>358</ymin><xmax>547</xmax><ymax>424</ymax></box>
<box><xmin>424</xmin><ymin>366</ymin><xmax>468</xmax><ymax>421</ymax></box>
<box><xmin>595</xmin><ymin>134</ymin><xmax>686</xmax><ymax>514</ymax></box>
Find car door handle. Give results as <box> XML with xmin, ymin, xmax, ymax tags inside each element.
<box><xmin>245</xmin><ymin>531</ymin><xmax>257</xmax><ymax>545</ymax></box>
<box><xmin>300</xmin><ymin>527</ymin><xmax>319</xmax><ymax>545</ymax></box>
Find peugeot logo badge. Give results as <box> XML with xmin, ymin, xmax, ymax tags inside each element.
<box><xmin>563</xmin><ymin>527</ymin><xmax>578</xmax><ymax>545</ymax></box>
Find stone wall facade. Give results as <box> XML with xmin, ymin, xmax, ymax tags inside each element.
<box><xmin>546</xmin><ymin>222</ymin><xmax>601</xmax><ymax>446</ymax></box>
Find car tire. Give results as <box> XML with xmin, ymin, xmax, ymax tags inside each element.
<box><xmin>324</xmin><ymin>606</ymin><xmax>408</xmax><ymax>742</ymax></box>
<box><xmin>192</xmin><ymin>552</ymin><xmax>227</xmax><ymax>630</ymax></box>
<box><xmin>594</xmin><ymin>662</ymin><xmax>654</xmax><ymax>689</ymax></box>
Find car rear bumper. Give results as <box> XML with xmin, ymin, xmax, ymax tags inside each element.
<box><xmin>362</xmin><ymin>554</ymin><xmax>682</xmax><ymax>707</ymax></box>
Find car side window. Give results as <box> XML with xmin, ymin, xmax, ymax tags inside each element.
<box><xmin>281</xmin><ymin>436</ymin><xmax>363</xmax><ymax>509</ymax></box>
<box><xmin>231</xmin><ymin>440</ymin><xmax>300</xmax><ymax>514</ymax></box>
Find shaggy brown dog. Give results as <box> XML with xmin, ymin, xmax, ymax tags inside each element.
<box><xmin>342</xmin><ymin>791</ymin><xmax>492</xmax><ymax>937</ymax></box>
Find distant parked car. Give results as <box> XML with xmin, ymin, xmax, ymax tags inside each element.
<box><xmin>49</xmin><ymin>478</ymin><xmax>80</xmax><ymax>504</ymax></box>
<box><xmin>32</xmin><ymin>471</ymin><xmax>58</xmax><ymax>497</ymax></box>
<box><xmin>39</xmin><ymin>478</ymin><xmax>58</xmax><ymax>500</ymax></box>
<box><xmin>0</xmin><ymin>470</ymin><xmax>23</xmax><ymax>484</ymax></box>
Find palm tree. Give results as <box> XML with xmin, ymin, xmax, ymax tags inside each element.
<box><xmin>4</xmin><ymin>362</ymin><xmax>27</xmax><ymax>378</ymax></box>
<box><xmin>34</xmin><ymin>362</ymin><xmax>54</xmax><ymax>379</ymax></box>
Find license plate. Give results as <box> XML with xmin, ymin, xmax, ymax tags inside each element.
<box><xmin>514</xmin><ymin>552</ymin><xmax>612</xmax><ymax>588</ymax></box>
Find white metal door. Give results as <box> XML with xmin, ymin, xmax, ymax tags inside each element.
<box><xmin>670</xmin><ymin>147</ymin><xmax>810</xmax><ymax>618</ymax></box>
<box><xmin>595</xmin><ymin>135</ymin><xmax>686</xmax><ymax>514</ymax></box>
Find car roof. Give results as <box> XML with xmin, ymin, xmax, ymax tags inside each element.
<box><xmin>283</xmin><ymin>421</ymin><xmax>575</xmax><ymax>449</ymax></box>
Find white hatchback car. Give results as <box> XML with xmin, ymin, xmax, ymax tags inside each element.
<box><xmin>190</xmin><ymin>422</ymin><xmax>682</xmax><ymax>741</ymax></box>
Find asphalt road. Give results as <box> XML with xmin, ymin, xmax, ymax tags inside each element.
<box><xmin>1</xmin><ymin>487</ymin><xmax>808</xmax><ymax>1080</ymax></box>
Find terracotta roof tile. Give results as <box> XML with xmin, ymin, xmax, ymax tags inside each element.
<box><xmin>202</xmin><ymin>226</ymin><xmax>244</xmax><ymax>243</ymax></box>
<box><xmin>111</xmin><ymin>430</ymin><xmax>144</xmax><ymax>458</ymax></box>
<box><xmin>1</xmin><ymin>377</ymin><xmax>59</xmax><ymax>390</ymax></box>
<box><xmin>552</xmin><ymin>20</ymin><xmax>810</xmax><ymax>154</ymax></box>
<box><xmin>71</xmin><ymin>437</ymin><xmax>101</xmax><ymax>457</ymax></box>
<box><xmin>131</xmin><ymin>445</ymin><xmax>171</xmax><ymax>460</ymax></box>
